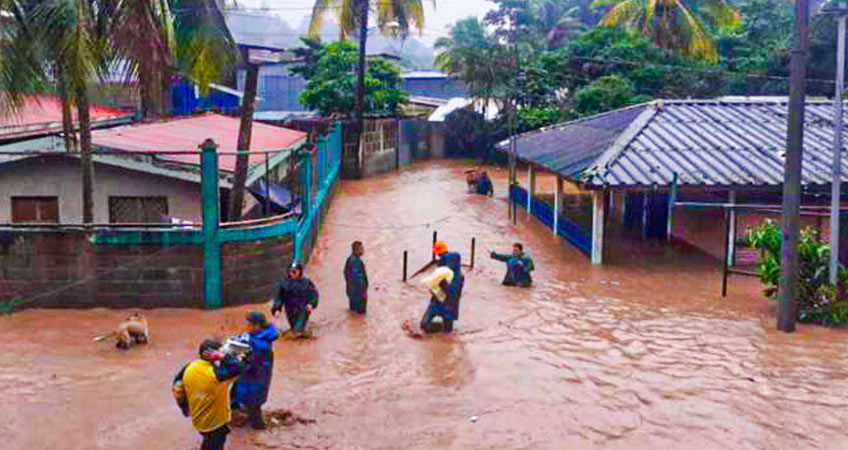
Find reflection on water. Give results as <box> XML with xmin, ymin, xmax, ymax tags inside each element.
<box><xmin>1</xmin><ymin>161</ymin><xmax>848</xmax><ymax>450</ymax></box>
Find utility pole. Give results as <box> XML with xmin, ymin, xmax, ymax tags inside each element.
<box><xmin>778</xmin><ymin>0</ymin><xmax>811</xmax><ymax>333</ymax></box>
<box><xmin>825</xmin><ymin>4</ymin><xmax>848</xmax><ymax>285</ymax></box>
<box><xmin>508</xmin><ymin>4</ymin><xmax>522</xmax><ymax>224</ymax></box>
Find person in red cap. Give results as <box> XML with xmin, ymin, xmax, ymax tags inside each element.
<box><xmin>419</xmin><ymin>240</ymin><xmax>464</xmax><ymax>333</ymax></box>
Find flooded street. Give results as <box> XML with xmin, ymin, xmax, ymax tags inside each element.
<box><xmin>2</xmin><ymin>160</ymin><xmax>848</xmax><ymax>449</ymax></box>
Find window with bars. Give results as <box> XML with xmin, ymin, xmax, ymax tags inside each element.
<box><xmin>11</xmin><ymin>197</ymin><xmax>59</xmax><ymax>223</ymax></box>
<box><xmin>108</xmin><ymin>196</ymin><xmax>168</xmax><ymax>223</ymax></box>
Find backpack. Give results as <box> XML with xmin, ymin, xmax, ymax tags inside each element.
<box><xmin>172</xmin><ymin>363</ymin><xmax>191</xmax><ymax>417</ymax></box>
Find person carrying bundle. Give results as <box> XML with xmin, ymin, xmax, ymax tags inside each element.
<box><xmin>419</xmin><ymin>241</ymin><xmax>465</xmax><ymax>333</ymax></box>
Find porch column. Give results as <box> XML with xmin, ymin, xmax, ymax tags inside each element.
<box><xmin>727</xmin><ymin>190</ymin><xmax>736</xmax><ymax>268</ymax></box>
<box><xmin>667</xmin><ymin>174</ymin><xmax>678</xmax><ymax>241</ymax></box>
<box><xmin>554</xmin><ymin>175</ymin><xmax>563</xmax><ymax>236</ymax></box>
<box><xmin>642</xmin><ymin>189</ymin><xmax>648</xmax><ymax>239</ymax></box>
<box><xmin>527</xmin><ymin>166</ymin><xmax>536</xmax><ymax>214</ymax></box>
<box><xmin>592</xmin><ymin>190</ymin><xmax>606</xmax><ymax>264</ymax></box>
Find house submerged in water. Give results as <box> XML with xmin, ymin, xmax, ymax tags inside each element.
<box><xmin>499</xmin><ymin>97</ymin><xmax>848</xmax><ymax>274</ymax></box>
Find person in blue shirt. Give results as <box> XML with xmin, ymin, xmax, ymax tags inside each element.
<box><xmin>490</xmin><ymin>243</ymin><xmax>535</xmax><ymax>287</ymax></box>
<box><xmin>232</xmin><ymin>311</ymin><xmax>279</xmax><ymax>430</ymax></box>
<box><xmin>344</xmin><ymin>241</ymin><xmax>369</xmax><ymax>314</ymax></box>
<box><xmin>475</xmin><ymin>171</ymin><xmax>493</xmax><ymax>196</ymax></box>
<box><xmin>420</xmin><ymin>241</ymin><xmax>465</xmax><ymax>333</ymax></box>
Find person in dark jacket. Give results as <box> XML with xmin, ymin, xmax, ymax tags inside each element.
<box><xmin>491</xmin><ymin>243</ymin><xmax>535</xmax><ymax>287</ymax></box>
<box><xmin>271</xmin><ymin>261</ymin><xmax>319</xmax><ymax>337</ymax></box>
<box><xmin>420</xmin><ymin>241</ymin><xmax>465</xmax><ymax>333</ymax></box>
<box><xmin>232</xmin><ymin>311</ymin><xmax>279</xmax><ymax>429</ymax></box>
<box><xmin>344</xmin><ymin>241</ymin><xmax>368</xmax><ymax>314</ymax></box>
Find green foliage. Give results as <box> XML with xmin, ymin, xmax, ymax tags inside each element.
<box><xmin>747</xmin><ymin>220</ymin><xmax>848</xmax><ymax>326</ymax></box>
<box><xmin>590</xmin><ymin>0</ymin><xmax>741</xmax><ymax>62</ymax></box>
<box><xmin>289</xmin><ymin>36</ymin><xmax>324</xmax><ymax>80</ymax></box>
<box><xmin>575</xmin><ymin>75</ymin><xmax>647</xmax><ymax>115</ymax></box>
<box><xmin>299</xmin><ymin>41</ymin><xmax>407</xmax><ymax>117</ymax></box>
<box><xmin>517</xmin><ymin>108</ymin><xmax>577</xmax><ymax>131</ymax></box>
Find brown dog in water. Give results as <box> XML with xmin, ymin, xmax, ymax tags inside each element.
<box><xmin>93</xmin><ymin>313</ymin><xmax>150</xmax><ymax>349</ymax></box>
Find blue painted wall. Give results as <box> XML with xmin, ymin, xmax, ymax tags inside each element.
<box><xmin>171</xmin><ymin>78</ymin><xmax>240</xmax><ymax>116</ymax></box>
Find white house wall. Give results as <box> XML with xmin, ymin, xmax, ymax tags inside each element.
<box><xmin>0</xmin><ymin>156</ymin><xmax>204</xmax><ymax>224</ymax></box>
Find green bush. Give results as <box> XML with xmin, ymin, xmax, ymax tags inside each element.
<box><xmin>747</xmin><ymin>219</ymin><xmax>848</xmax><ymax>326</ymax></box>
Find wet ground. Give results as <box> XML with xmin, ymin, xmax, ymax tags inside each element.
<box><xmin>2</xmin><ymin>160</ymin><xmax>848</xmax><ymax>449</ymax></box>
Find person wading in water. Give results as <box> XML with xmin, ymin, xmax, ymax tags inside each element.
<box><xmin>344</xmin><ymin>241</ymin><xmax>369</xmax><ymax>314</ymax></box>
<box><xmin>490</xmin><ymin>243</ymin><xmax>535</xmax><ymax>287</ymax></box>
<box><xmin>232</xmin><ymin>311</ymin><xmax>279</xmax><ymax>429</ymax></box>
<box><xmin>172</xmin><ymin>339</ymin><xmax>246</xmax><ymax>450</ymax></box>
<box><xmin>271</xmin><ymin>261</ymin><xmax>319</xmax><ymax>338</ymax></box>
<box><xmin>419</xmin><ymin>241</ymin><xmax>465</xmax><ymax>333</ymax></box>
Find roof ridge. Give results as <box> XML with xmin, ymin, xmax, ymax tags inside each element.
<box><xmin>580</xmin><ymin>104</ymin><xmax>659</xmax><ymax>185</ymax></box>
<box><xmin>499</xmin><ymin>101</ymin><xmax>654</xmax><ymax>147</ymax></box>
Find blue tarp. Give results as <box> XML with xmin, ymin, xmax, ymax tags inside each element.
<box><xmin>248</xmin><ymin>179</ymin><xmax>297</xmax><ymax>214</ymax></box>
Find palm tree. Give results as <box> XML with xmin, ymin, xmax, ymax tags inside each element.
<box><xmin>590</xmin><ymin>0</ymin><xmax>740</xmax><ymax>62</ymax></box>
<box><xmin>435</xmin><ymin>18</ymin><xmax>506</xmax><ymax>117</ymax></box>
<box><xmin>35</xmin><ymin>0</ymin><xmax>112</xmax><ymax>223</ymax></box>
<box><xmin>535</xmin><ymin>0</ymin><xmax>588</xmax><ymax>49</ymax></box>
<box><xmin>308</xmin><ymin>0</ymin><xmax>430</xmax><ymax>177</ymax></box>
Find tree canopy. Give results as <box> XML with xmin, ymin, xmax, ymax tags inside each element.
<box><xmin>299</xmin><ymin>40</ymin><xmax>407</xmax><ymax>117</ymax></box>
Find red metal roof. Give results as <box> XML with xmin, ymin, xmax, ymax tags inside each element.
<box><xmin>90</xmin><ymin>114</ymin><xmax>307</xmax><ymax>171</ymax></box>
<box><xmin>0</xmin><ymin>96</ymin><xmax>132</xmax><ymax>140</ymax></box>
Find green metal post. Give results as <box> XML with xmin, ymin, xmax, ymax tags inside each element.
<box><xmin>200</xmin><ymin>139</ymin><xmax>222</xmax><ymax>309</ymax></box>
<box><xmin>294</xmin><ymin>148</ymin><xmax>313</xmax><ymax>262</ymax></box>
<box><xmin>317</xmin><ymin>133</ymin><xmax>327</xmax><ymax>189</ymax></box>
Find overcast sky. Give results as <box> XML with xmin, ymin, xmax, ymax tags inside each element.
<box><xmin>235</xmin><ymin>0</ymin><xmax>496</xmax><ymax>45</ymax></box>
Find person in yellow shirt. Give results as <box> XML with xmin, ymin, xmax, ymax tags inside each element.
<box><xmin>173</xmin><ymin>339</ymin><xmax>246</xmax><ymax>450</ymax></box>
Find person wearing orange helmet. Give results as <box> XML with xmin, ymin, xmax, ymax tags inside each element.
<box><xmin>419</xmin><ymin>240</ymin><xmax>465</xmax><ymax>333</ymax></box>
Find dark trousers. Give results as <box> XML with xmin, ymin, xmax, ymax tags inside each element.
<box><xmin>348</xmin><ymin>292</ymin><xmax>367</xmax><ymax>314</ymax></box>
<box><xmin>285</xmin><ymin>306</ymin><xmax>310</xmax><ymax>333</ymax></box>
<box><xmin>200</xmin><ymin>425</ymin><xmax>230</xmax><ymax>450</ymax></box>
<box><xmin>247</xmin><ymin>404</ymin><xmax>266</xmax><ymax>429</ymax></box>
<box><xmin>420</xmin><ymin>299</ymin><xmax>453</xmax><ymax>333</ymax></box>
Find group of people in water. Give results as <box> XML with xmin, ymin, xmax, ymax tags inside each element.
<box><xmin>172</xmin><ymin>168</ymin><xmax>534</xmax><ymax>450</ymax></box>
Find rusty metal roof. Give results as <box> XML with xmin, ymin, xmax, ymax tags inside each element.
<box><xmin>500</xmin><ymin>99</ymin><xmax>848</xmax><ymax>188</ymax></box>
<box><xmin>90</xmin><ymin>113</ymin><xmax>306</xmax><ymax>171</ymax></box>
<box><xmin>0</xmin><ymin>96</ymin><xmax>132</xmax><ymax>141</ymax></box>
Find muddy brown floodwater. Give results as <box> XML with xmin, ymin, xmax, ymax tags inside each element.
<box><xmin>3</xmin><ymin>160</ymin><xmax>848</xmax><ymax>450</ymax></box>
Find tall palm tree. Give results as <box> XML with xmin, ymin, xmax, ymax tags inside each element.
<box><xmin>34</xmin><ymin>0</ymin><xmax>112</xmax><ymax>223</ymax></box>
<box><xmin>308</xmin><ymin>0</ymin><xmax>430</xmax><ymax>177</ymax></box>
<box><xmin>590</xmin><ymin>0</ymin><xmax>740</xmax><ymax>62</ymax></box>
<box><xmin>109</xmin><ymin>0</ymin><xmax>176</xmax><ymax>119</ymax></box>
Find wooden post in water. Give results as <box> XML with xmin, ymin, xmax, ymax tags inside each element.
<box><xmin>403</xmin><ymin>250</ymin><xmax>408</xmax><ymax>282</ymax></box>
<box><xmin>470</xmin><ymin>237</ymin><xmax>476</xmax><ymax>269</ymax></box>
<box><xmin>432</xmin><ymin>231</ymin><xmax>437</xmax><ymax>261</ymax></box>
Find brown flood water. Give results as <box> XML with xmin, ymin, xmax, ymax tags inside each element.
<box><xmin>2</xmin><ymin>160</ymin><xmax>848</xmax><ymax>450</ymax></box>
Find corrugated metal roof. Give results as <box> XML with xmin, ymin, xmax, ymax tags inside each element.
<box><xmin>90</xmin><ymin>114</ymin><xmax>306</xmax><ymax>171</ymax></box>
<box><xmin>498</xmin><ymin>105</ymin><xmax>645</xmax><ymax>177</ymax></box>
<box><xmin>501</xmin><ymin>99</ymin><xmax>848</xmax><ymax>188</ymax></box>
<box><xmin>0</xmin><ymin>96</ymin><xmax>132</xmax><ymax>141</ymax></box>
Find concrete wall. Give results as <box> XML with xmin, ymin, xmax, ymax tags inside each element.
<box><xmin>0</xmin><ymin>231</ymin><xmax>293</xmax><ymax>308</ymax></box>
<box><xmin>0</xmin><ymin>156</ymin><xmax>204</xmax><ymax>224</ymax></box>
